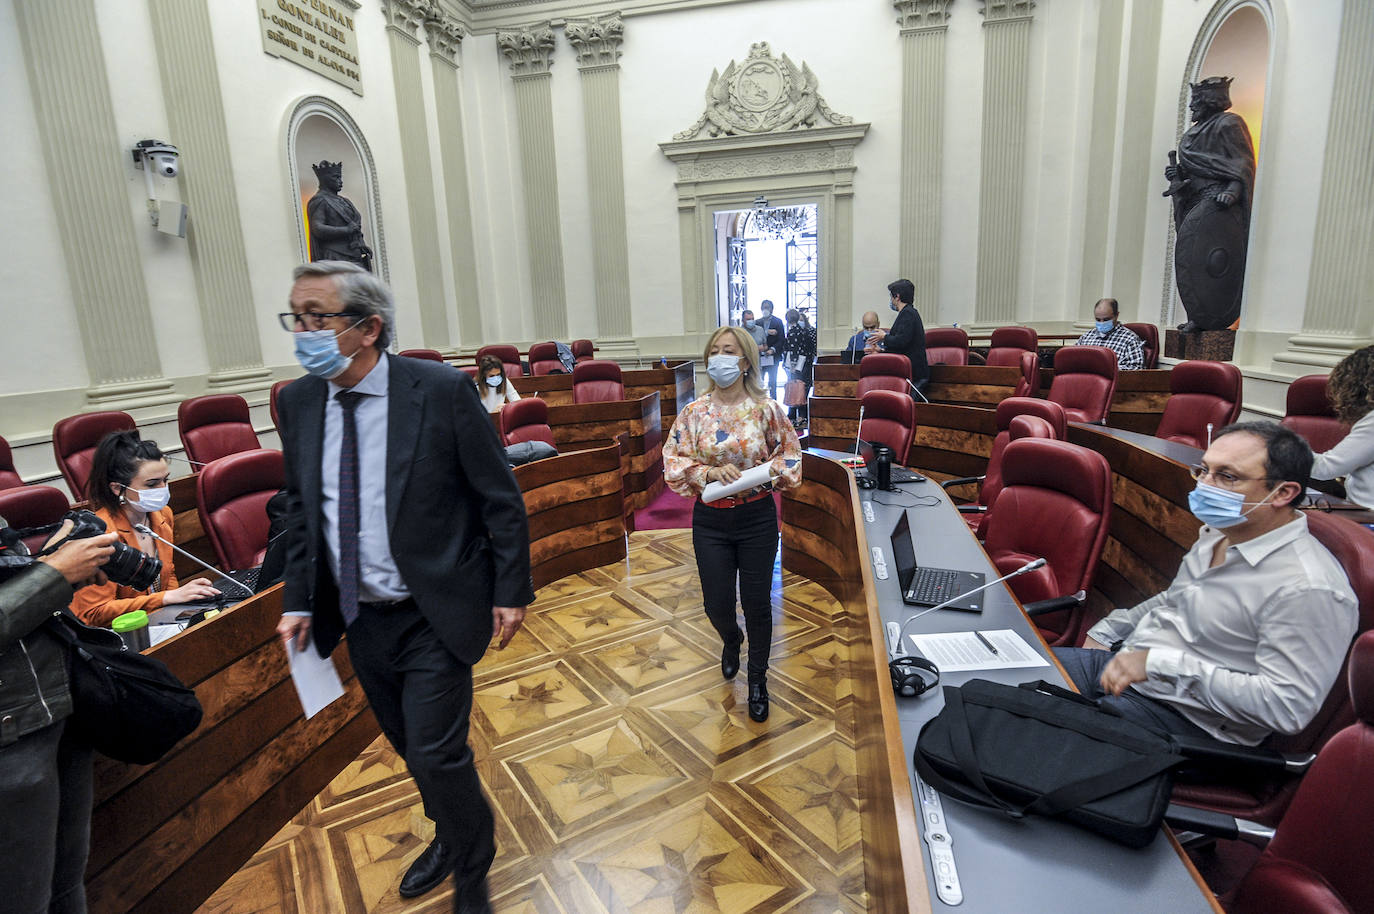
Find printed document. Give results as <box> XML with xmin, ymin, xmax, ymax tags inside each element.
<box><xmin>287</xmin><ymin>640</ymin><xmax>346</xmax><ymax>719</ymax></box>
<box><xmin>907</xmin><ymin>629</ymin><xmax>1051</xmax><ymax>672</ymax></box>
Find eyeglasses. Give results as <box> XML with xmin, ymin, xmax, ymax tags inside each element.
<box><xmin>278</xmin><ymin>311</ymin><xmax>360</xmax><ymax>332</ymax></box>
<box><xmin>1188</xmin><ymin>464</ymin><xmax>1273</xmax><ymax>490</ymax></box>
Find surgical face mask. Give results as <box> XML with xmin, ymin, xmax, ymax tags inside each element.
<box><xmin>1187</xmin><ymin>481</ymin><xmax>1278</xmax><ymax>529</ymax></box>
<box><xmin>293</xmin><ymin>320</ymin><xmax>364</xmax><ymax>379</ymax></box>
<box><xmin>890</xmin><ymin>300</ymin><xmax>901</xmax><ymax>313</ymax></box>
<box><xmin>126</xmin><ymin>484</ymin><xmax>170</xmax><ymax>514</ymax></box>
<box><xmin>707</xmin><ymin>354</ymin><xmax>743</xmax><ymax>389</ymax></box>
<box><xmin>1095</xmin><ymin>319</ymin><xmax>1115</xmax><ymax>335</ymax></box>
<box><xmin>744</xmin><ymin>320</ymin><xmax>756</xmax><ymax>329</ymax></box>
<box><xmin>485</xmin><ymin>375</ymin><xmax>503</xmax><ymax>388</ymax></box>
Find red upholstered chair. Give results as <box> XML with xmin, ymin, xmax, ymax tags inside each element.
<box><xmin>527</xmin><ymin>342</ymin><xmax>564</xmax><ymax>376</ymax></box>
<box><xmin>943</xmin><ymin>398</ymin><xmax>1068</xmax><ymax>537</ymax></box>
<box><xmin>859</xmin><ymin>390</ymin><xmax>917</xmax><ymax>464</ymax></box>
<box><xmin>982</xmin><ymin>438</ymin><xmax>1112</xmax><ymax>646</ymax></box>
<box><xmin>571</xmin><ymin>339</ymin><xmax>595</xmax><ymax>364</ymax></box>
<box><xmin>1222</xmin><ymin>631</ymin><xmax>1374</xmax><ymax>914</ymax></box>
<box><xmin>856</xmin><ymin>354</ymin><xmax>912</xmax><ymax>397</ymax></box>
<box><xmin>1124</xmin><ymin>322</ymin><xmax>1160</xmax><ymax>369</ymax></box>
<box><xmin>0</xmin><ymin>436</ymin><xmax>24</xmax><ymax>490</ymax></box>
<box><xmin>458</xmin><ymin>366</ymin><xmax>479</xmax><ymax>381</ymax></box>
<box><xmin>1171</xmin><ymin>510</ymin><xmax>1374</xmax><ymax>827</ymax></box>
<box><xmin>1154</xmin><ymin>360</ymin><xmax>1243</xmax><ymax>448</ymax></box>
<box><xmin>52</xmin><ymin>410</ymin><xmax>136</xmax><ymax>500</ymax></box>
<box><xmin>1282</xmin><ymin>375</ymin><xmax>1349</xmax><ymax>454</ymax></box>
<box><xmin>1047</xmin><ymin>346</ymin><xmax>1119</xmax><ymax>425</ymax></box>
<box><xmin>399</xmin><ymin>348</ymin><xmax>444</xmax><ymax>362</ymax></box>
<box><xmin>178</xmin><ymin>394</ymin><xmax>260</xmax><ymax>470</ymax></box>
<box><xmin>0</xmin><ymin>485</ymin><xmax>72</xmax><ymax>554</ymax></box>
<box><xmin>196</xmin><ymin>448</ymin><xmax>284</xmax><ymax>571</ymax></box>
<box><xmin>476</xmin><ymin>345</ymin><xmax>523</xmax><ymax>378</ymax></box>
<box><xmin>269</xmin><ymin>379</ymin><xmax>292</xmax><ymax>432</ymax></box>
<box><xmin>500</xmin><ymin>398</ymin><xmax>556</xmax><ymax>448</ymax></box>
<box><xmin>925</xmin><ymin>327</ymin><xmax>969</xmax><ymax>366</ymax></box>
<box><xmin>986</xmin><ymin>348</ymin><xmax>1041</xmax><ymax>398</ymax></box>
<box><xmin>572</xmin><ymin>360</ymin><xmax>624</xmax><ymax>403</ymax></box>
<box><xmin>989</xmin><ymin>326</ymin><xmax>1038</xmax><ymax>353</ymax></box>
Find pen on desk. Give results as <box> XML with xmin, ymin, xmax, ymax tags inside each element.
<box><xmin>975</xmin><ymin>631</ymin><xmax>999</xmax><ymax>655</ymax></box>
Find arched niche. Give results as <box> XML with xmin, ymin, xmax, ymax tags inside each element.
<box><xmin>1160</xmin><ymin>0</ymin><xmax>1274</xmax><ymax>329</ymax></box>
<box><xmin>283</xmin><ymin>96</ymin><xmax>388</xmax><ymax>282</ymax></box>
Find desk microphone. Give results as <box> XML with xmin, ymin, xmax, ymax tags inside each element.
<box><xmin>905</xmin><ymin>378</ymin><xmax>930</xmax><ymax>404</ymax></box>
<box><xmin>853</xmin><ymin>404</ymin><xmax>865</xmax><ymax>457</ymax></box>
<box><xmin>169</xmin><ymin>454</ymin><xmax>210</xmax><ymax>468</ymax></box>
<box><xmin>133</xmin><ymin>523</ymin><xmax>254</xmax><ymax>597</ymax></box>
<box><xmin>892</xmin><ymin>556</ymin><xmax>1047</xmax><ymax>649</ymax></box>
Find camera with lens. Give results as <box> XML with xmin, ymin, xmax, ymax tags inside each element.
<box><xmin>0</xmin><ymin>509</ymin><xmax>161</xmax><ymax>591</ymax></box>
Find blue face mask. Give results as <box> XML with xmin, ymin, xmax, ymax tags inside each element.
<box><xmin>744</xmin><ymin>320</ymin><xmax>756</xmax><ymax>329</ymax></box>
<box><xmin>293</xmin><ymin>322</ymin><xmax>362</xmax><ymax>380</ymax></box>
<box><xmin>707</xmin><ymin>354</ymin><xmax>743</xmax><ymax>389</ymax></box>
<box><xmin>1187</xmin><ymin>481</ymin><xmax>1277</xmax><ymax>529</ymax></box>
<box><xmin>1095</xmin><ymin>319</ymin><xmax>1115</xmax><ymax>335</ymax></box>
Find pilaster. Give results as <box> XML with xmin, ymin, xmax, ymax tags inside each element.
<box><xmin>381</xmin><ymin>0</ymin><xmax>451</xmax><ymax>351</ymax></box>
<box><xmin>424</xmin><ymin>11</ymin><xmax>484</xmax><ymax>347</ymax></box>
<box><xmin>13</xmin><ymin>0</ymin><xmax>175</xmax><ymax>408</ymax></box>
<box><xmin>498</xmin><ymin>23</ymin><xmax>568</xmax><ymax>338</ymax></box>
<box><xmin>566</xmin><ymin>13</ymin><xmax>632</xmax><ymax>338</ymax></box>
<box><xmin>895</xmin><ymin>1</ymin><xmax>953</xmax><ymax>321</ymax></box>
<box><xmin>1273</xmin><ymin>0</ymin><xmax>1374</xmax><ymax>370</ymax></box>
<box><xmin>973</xmin><ymin>0</ymin><xmax>1034</xmax><ymax>325</ymax></box>
<box><xmin>148</xmin><ymin>0</ymin><xmax>270</xmax><ymax>392</ymax></box>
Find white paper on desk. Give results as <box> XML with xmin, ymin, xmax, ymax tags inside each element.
<box><xmin>700</xmin><ymin>463</ymin><xmax>774</xmax><ymax>503</ymax></box>
<box><xmin>287</xmin><ymin>641</ymin><xmax>345</xmax><ymax>719</ymax></box>
<box><xmin>908</xmin><ymin>629</ymin><xmax>1051</xmax><ymax>673</ymax></box>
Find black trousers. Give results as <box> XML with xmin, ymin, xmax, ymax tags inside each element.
<box><xmin>691</xmin><ymin>497</ymin><xmax>779</xmax><ymax>680</ymax></box>
<box><xmin>346</xmin><ymin>599</ymin><xmax>495</xmax><ymax>893</ymax></box>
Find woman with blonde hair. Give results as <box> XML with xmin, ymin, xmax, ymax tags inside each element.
<box><xmin>1311</xmin><ymin>345</ymin><xmax>1374</xmax><ymax>506</ymax></box>
<box><xmin>663</xmin><ymin>325</ymin><xmax>803</xmax><ymax>722</ymax></box>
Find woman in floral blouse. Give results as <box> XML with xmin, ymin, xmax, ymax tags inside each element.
<box><xmin>663</xmin><ymin>326</ymin><xmax>803</xmax><ymax>722</ymax></box>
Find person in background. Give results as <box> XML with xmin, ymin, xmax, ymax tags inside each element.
<box><xmin>0</xmin><ymin>515</ymin><xmax>118</xmax><ymax>914</ymax></box>
<box><xmin>1311</xmin><ymin>345</ymin><xmax>1374</xmax><ymax>507</ymax></box>
<box><xmin>477</xmin><ymin>354</ymin><xmax>521</xmax><ymax>414</ymax></box>
<box><xmin>1074</xmin><ymin>297</ymin><xmax>1144</xmax><ymax>371</ymax></box>
<box><xmin>70</xmin><ymin>431</ymin><xmax>220</xmax><ymax>627</ymax></box>
<box><xmin>782</xmin><ymin>308</ymin><xmax>817</xmax><ymax>429</ymax></box>
<box><xmin>663</xmin><ymin>325</ymin><xmax>802</xmax><ymax>723</ymax></box>
<box><xmin>844</xmin><ymin>311</ymin><xmax>881</xmax><ymax>363</ymax></box>
<box><xmin>758</xmin><ymin>301</ymin><xmax>786</xmax><ymax>399</ymax></box>
<box><xmin>742</xmin><ymin>310</ymin><xmax>772</xmax><ymax>383</ymax></box>
<box><xmin>867</xmin><ymin>279</ymin><xmax>930</xmax><ymax>391</ymax></box>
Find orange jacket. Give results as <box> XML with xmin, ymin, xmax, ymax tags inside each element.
<box><xmin>69</xmin><ymin>505</ymin><xmax>180</xmax><ymax>627</ymax></box>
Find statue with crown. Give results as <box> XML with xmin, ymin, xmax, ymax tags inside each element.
<box><xmin>1163</xmin><ymin>76</ymin><xmax>1256</xmax><ymax>335</ymax></box>
<box><xmin>307</xmin><ymin>160</ymin><xmax>373</xmax><ymax>271</ymax></box>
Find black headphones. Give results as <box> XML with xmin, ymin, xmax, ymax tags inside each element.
<box><xmin>889</xmin><ymin>654</ymin><xmax>940</xmax><ymax>698</ymax></box>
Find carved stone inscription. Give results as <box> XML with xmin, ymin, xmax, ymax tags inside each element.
<box><xmin>259</xmin><ymin>0</ymin><xmax>362</xmax><ymax>95</ymax></box>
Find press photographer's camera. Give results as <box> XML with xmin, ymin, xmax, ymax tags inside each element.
<box><xmin>0</xmin><ymin>509</ymin><xmax>161</xmax><ymax>591</ymax></box>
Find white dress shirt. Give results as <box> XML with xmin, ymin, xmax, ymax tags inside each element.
<box><xmin>479</xmin><ymin>381</ymin><xmax>520</xmax><ymax>414</ymax></box>
<box><xmin>1086</xmin><ymin>513</ymin><xmax>1356</xmax><ymax>745</ymax></box>
<box><xmin>323</xmin><ymin>354</ymin><xmax>410</xmax><ymax>603</ymax></box>
<box><xmin>1311</xmin><ymin>410</ymin><xmax>1374</xmax><ymax>507</ymax></box>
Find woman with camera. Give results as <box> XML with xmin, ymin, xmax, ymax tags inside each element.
<box><xmin>69</xmin><ymin>431</ymin><xmax>219</xmax><ymax>627</ymax></box>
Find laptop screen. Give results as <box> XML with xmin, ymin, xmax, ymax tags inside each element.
<box><xmin>888</xmin><ymin>512</ymin><xmax>917</xmax><ymax>588</ymax></box>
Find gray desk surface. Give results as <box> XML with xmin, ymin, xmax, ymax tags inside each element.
<box><xmin>855</xmin><ymin>472</ymin><xmax>1215</xmax><ymax>913</ymax></box>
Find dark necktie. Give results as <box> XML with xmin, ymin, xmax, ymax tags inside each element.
<box><xmin>335</xmin><ymin>390</ymin><xmax>364</xmax><ymax>626</ymax></box>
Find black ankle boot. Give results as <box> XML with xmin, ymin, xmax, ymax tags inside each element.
<box><xmin>721</xmin><ymin>641</ymin><xmax>740</xmax><ymax>680</ymax></box>
<box><xmin>747</xmin><ymin>679</ymin><xmax>769</xmax><ymax>722</ymax></box>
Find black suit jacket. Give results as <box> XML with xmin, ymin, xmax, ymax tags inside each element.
<box><xmin>884</xmin><ymin>305</ymin><xmax>930</xmax><ymax>387</ymax></box>
<box><xmin>278</xmin><ymin>352</ymin><xmax>534</xmax><ymax>665</ymax></box>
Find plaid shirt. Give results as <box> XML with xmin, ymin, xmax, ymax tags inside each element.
<box><xmin>1074</xmin><ymin>323</ymin><xmax>1144</xmax><ymax>371</ymax></box>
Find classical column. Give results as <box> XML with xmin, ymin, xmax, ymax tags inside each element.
<box><xmin>147</xmin><ymin>0</ymin><xmax>270</xmax><ymax>392</ymax></box>
<box><xmin>423</xmin><ymin>11</ymin><xmax>483</xmax><ymax>347</ymax></box>
<box><xmin>498</xmin><ymin>23</ymin><xmax>568</xmax><ymax>339</ymax></box>
<box><xmin>1273</xmin><ymin>0</ymin><xmax>1374</xmax><ymax>369</ymax></box>
<box><xmin>972</xmin><ymin>0</ymin><xmax>1035</xmax><ymax>325</ymax></box>
<box><xmin>1076</xmin><ymin>0</ymin><xmax>1125</xmax><ymax>311</ymax></box>
<box><xmin>566</xmin><ymin>13</ymin><xmax>632</xmax><ymax>342</ymax></box>
<box><xmin>894</xmin><ymin>1</ymin><xmax>953</xmax><ymax>322</ymax></box>
<box><xmin>13</xmin><ymin>0</ymin><xmax>175</xmax><ymax>407</ymax></box>
<box><xmin>381</xmin><ymin>0</ymin><xmax>451</xmax><ymax>352</ymax></box>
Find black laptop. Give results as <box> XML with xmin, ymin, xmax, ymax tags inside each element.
<box><xmin>889</xmin><ymin>513</ymin><xmax>986</xmax><ymax>612</ymax></box>
<box><xmin>857</xmin><ymin>439</ymin><xmax>926</xmax><ymax>485</ymax></box>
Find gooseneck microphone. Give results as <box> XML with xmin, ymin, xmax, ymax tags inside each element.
<box><xmin>853</xmin><ymin>404</ymin><xmax>865</xmax><ymax>457</ymax></box>
<box><xmin>169</xmin><ymin>453</ymin><xmax>210</xmax><ymax>469</ymax></box>
<box><xmin>906</xmin><ymin>378</ymin><xmax>930</xmax><ymax>404</ymax></box>
<box><xmin>133</xmin><ymin>523</ymin><xmax>254</xmax><ymax>597</ymax></box>
<box><xmin>893</xmin><ymin>557</ymin><xmax>1047</xmax><ymax>648</ymax></box>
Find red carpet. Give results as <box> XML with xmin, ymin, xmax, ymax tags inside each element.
<box><xmin>633</xmin><ymin>486</ymin><xmax>784</xmax><ymax>530</ymax></box>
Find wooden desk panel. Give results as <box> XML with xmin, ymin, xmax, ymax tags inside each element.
<box><xmin>515</xmin><ymin>440</ymin><xmax>628</xmax><ymax>590</ymax></box>
<box><xmin>546</xmin><ymin>393</ymin><xmax>663</xmax><ymax>514</ymax></box>
<box><xmin>1109</xmin><ymin>370</ymin><xmax>1172</xmax><ymax>436</ymax></box>
<box><xmin>169</xmin><ymin>473</ymin><xmax>220</xmax><ymax>580</ymax></box>
<box><xmin>510</xmin><ymin>360</ymin><xmax>695</xmax><ymax>429</ymax></box>
<box><xmin>909</xmin><ymin>403</ymin><xmax>998</xmax><ymax>488</ymax></box>
<box><xmin>813</xmin><ymin>363</ymin><xmax>1021</xmax><ymax>408</ymax></box>
<box><xmin>804</xmin><ymin>395</ymin><xmax>862</xmax><ymax>456</ymax></box>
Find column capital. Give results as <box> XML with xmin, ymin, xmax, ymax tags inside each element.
<box><xmin>381</xmin><ymin>0</ymin><xmax>429</xmax><ymax>39</ymax></box>
<box><xmin>895</xmin><ymin>0</ymin><xmax>954</xmax><ymax>33</ymax></box>
<box><xmin>981</xmin><ymin>0</ymin><xmax>1034</xmax><ymax>23</ymax></box>
<box><xmin>498</xmin><ymin>23</ymin><xmax>556</xmax><ymax>78</ymax></box>
<box><xmin>424</xmin><ymin>11</ymin><xmax>465</xmax><ymax>65</ymax></box>
<box><xmin>565</xmin><ymin>12</ymin><xmax>624</xmax><ymax>70</ymax></box>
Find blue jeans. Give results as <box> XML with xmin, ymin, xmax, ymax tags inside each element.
<box><xmin>1053</xmin><ymin>647</ymin><xmax>1210</xmax><ymax>739</ymax></box>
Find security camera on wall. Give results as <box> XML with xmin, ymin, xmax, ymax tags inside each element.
<box><xmin>131</xmin><ymin>139</ymin><xmax>187</xmax><ymax>236</ymax></box>
<box><xmin>133</xmin><ymin>140</ymin><xmax>180</xmax><ymax>178</ymax></box>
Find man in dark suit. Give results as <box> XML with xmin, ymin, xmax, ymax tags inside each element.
<box><xmin>868</xmin><ymin>278</ymin><xmax>930</xmax><ymax>391</ymax></box>
<box><xmin>275</xmin><ymin>261</ymin><xmax>532</xmax><ymax>914</ymax></box>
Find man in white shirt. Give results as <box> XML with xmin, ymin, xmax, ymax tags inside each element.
<box><xmin>1055</xmin><ymin>421</ymin><xmax>1357</xmax><ymax>745</ymax></box>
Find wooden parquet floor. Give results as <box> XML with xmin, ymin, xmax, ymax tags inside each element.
<box><xmin>197</xmin><ymin>530</ymin><xmax>867</xmax><ymax>914</ymax></box>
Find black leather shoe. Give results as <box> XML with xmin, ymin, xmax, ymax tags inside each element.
<box><xmin>748</xmin><ymin>681</ymin><xmax>769</xmax><ymax>722</ymax></box>
<box><xmin>721</xmin><ymin>642</ymin><xmax>740</xmax><ymax>680</ymax></box>
<box><xmin>454</xmin><ymin>878</ymin><xmax>493</xmax><ymax>914</ymax></box>
<box><xmin>399</xmin><ymin>838</ymin><xmax>454</xmax><ymax>899</ymax></box>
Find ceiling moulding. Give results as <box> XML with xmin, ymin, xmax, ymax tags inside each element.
<box><xmin>445</xmin><ymin>0</ymin><xmax>758</xmax><ymax>35</ymax></box>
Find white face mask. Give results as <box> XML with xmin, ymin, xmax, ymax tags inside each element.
<box><xmin>707</xmin><ymin>354</ymin><xmax>744</xmax><ymax>389</ymax></box>
<box><xmin>126</xmin><ymin>484</ymin><xmax>171</xmax><ymax>514</ymax></box>
<box><xmin>485</xmin><ymin>375</ymin><xmax>503</xmax><ymax>388</ymax></box>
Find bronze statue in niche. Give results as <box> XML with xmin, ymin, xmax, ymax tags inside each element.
<box><xmin>307</xmin><ymin>160</ymin><xmax>373</xmax><ymax>271</ymax></box>
<box><xmin>1163</xmin><ymin>76</ymin><xmax>1256</xmax><ymax>333</ymax></box>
